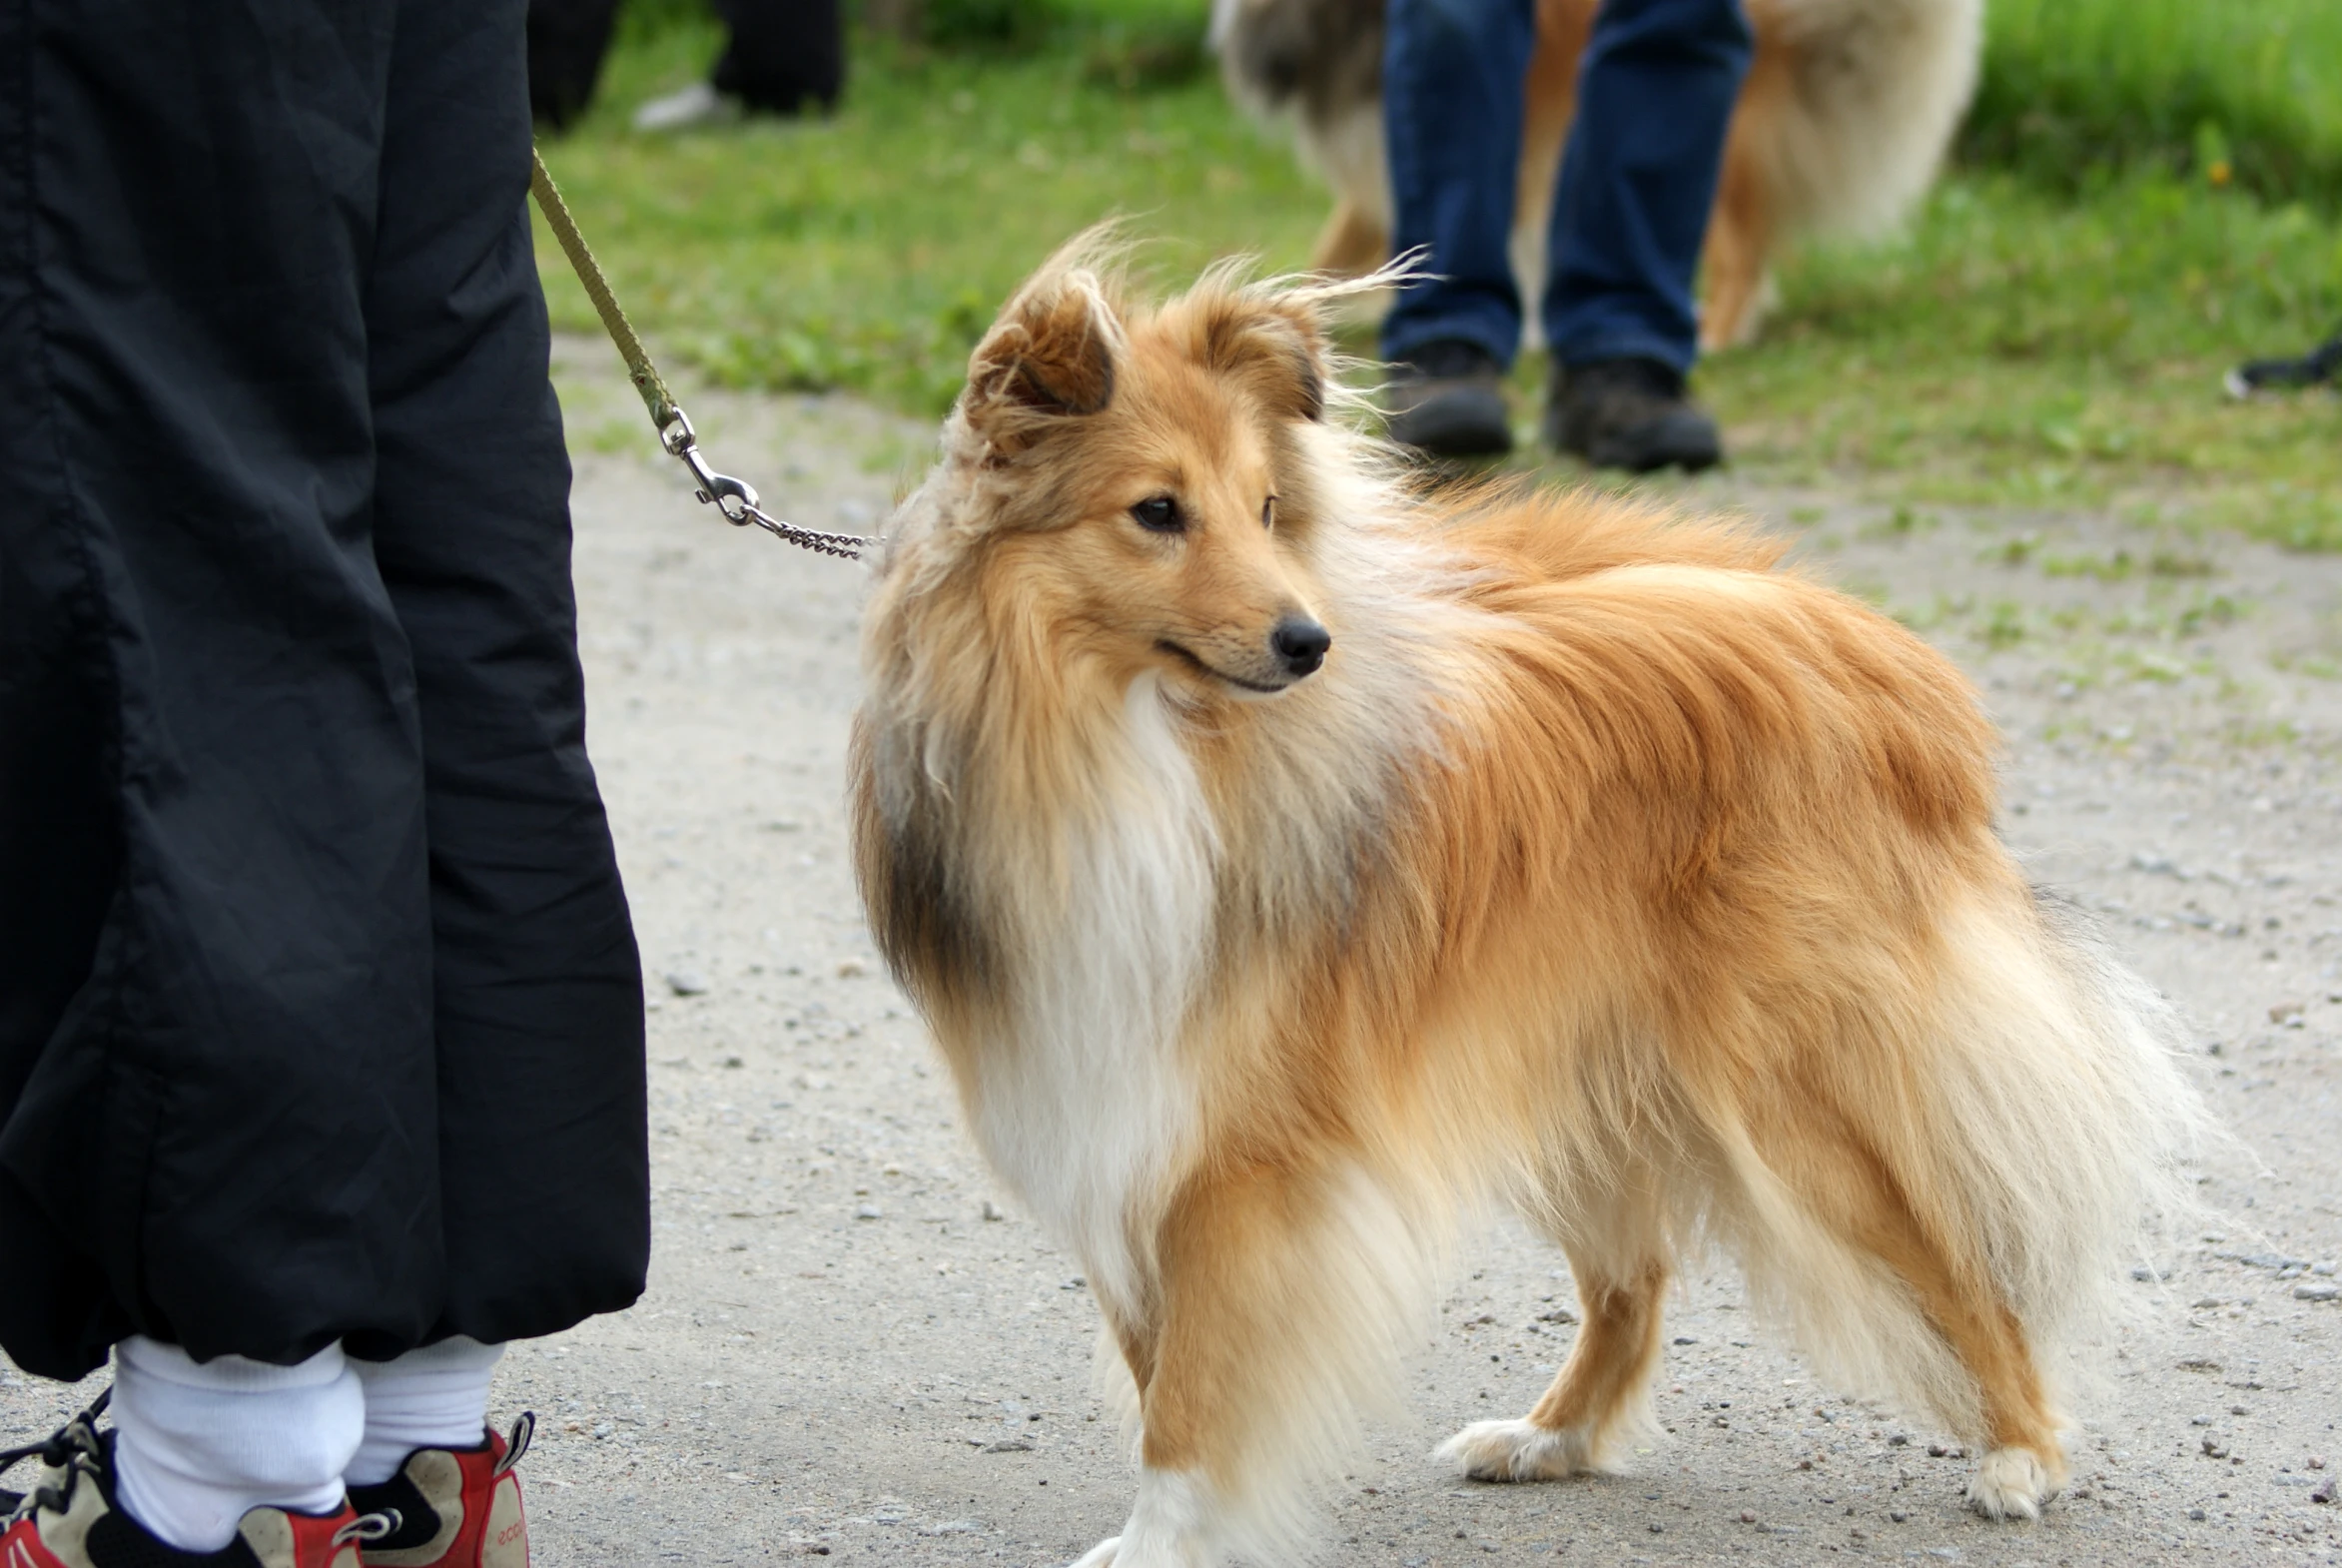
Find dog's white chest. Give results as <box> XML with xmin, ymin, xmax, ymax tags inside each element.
<box><xmin>969</xmin><ymin>677</ymin><xmax>1216</xmax><ymax>1317</ymax></box>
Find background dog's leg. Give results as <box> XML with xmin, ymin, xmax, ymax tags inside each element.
<box><xmin>1309</xmin><ymin>197</ymin><xmax>1391</xmax><ymax>278</ymax></box>
<box><xmin>1698</xmin><ymin>147</ymin><xmax>1773</xmax><ymax>353</ymax></box>
<box><xmin>1436</xmin><ymin>1180</ymin><xmax>1671</xmax><ymax>1482</ymax></box>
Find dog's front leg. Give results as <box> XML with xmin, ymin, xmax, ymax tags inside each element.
<box><xmin>1071</xmin><ymin>1164</ymin><xmax>1391</xmax><ymax>1568</ymax></box>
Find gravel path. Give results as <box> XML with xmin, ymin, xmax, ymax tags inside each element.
<box><xmin>8</xmin><ymin>351</ymin><xmax>2339</xmax><ymax>1566</ymax></box>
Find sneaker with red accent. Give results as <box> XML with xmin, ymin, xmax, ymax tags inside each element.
<box><xmin>0</xmin><ymin>1390</ymin><xmax>385</xmax><ymax>1568</ymax></box>
<box><xmin>343</xmin><ymin>1415</ymin><xmax>532</xmax><ymax>1568</ymax></box>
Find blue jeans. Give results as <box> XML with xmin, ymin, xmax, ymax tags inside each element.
<box><xmin>1380</xmin><ymin>0</ymin><xmax>1753</xmax><ymax>374</ymax></box>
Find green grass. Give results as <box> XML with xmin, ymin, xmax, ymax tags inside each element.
<box><xmin>537</xmin><ymin>7</ymin><xmax>2342</xmax><ymax>549</ymax></box>
<box><xmin>1697</xmin><ymin>172</ymin><xmax>2342</xmax><ymax>547</ymax></box>
<box><xmin>1965</xmin><ymin>0</ymin><xmax>2342</xmax><ymax>207</ymax></box>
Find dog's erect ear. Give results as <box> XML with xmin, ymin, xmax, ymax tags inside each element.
<box><xmin>962</xmin><ymin>269</ymin><xmax>1121</xmax><ymax>454</ymax></box>
<box><xmin>1198</xmin><ymin>294</ymin><xmax>1329</xmax><ymax>423</ymax></box>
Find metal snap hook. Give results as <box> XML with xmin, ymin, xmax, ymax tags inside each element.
<box><xmin>659</xmin><ymin>406</ymin><xmax>759</xmax><ymax>524</ymax></box>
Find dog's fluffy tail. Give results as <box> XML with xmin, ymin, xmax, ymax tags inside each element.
<box><xmin>1709</xmin><ymin>886</ymin><xmax>2209</xmax><ymax>1439</ymax></box>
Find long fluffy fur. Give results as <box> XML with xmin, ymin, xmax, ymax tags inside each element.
<box><xmin>1213</xmin><ymin>0</ymin><xmax>1981</xmax><ymax>348</ymax></box>
<box><xmin>851</xmin><ymin>244</ymin><xmax>2206</xmax><ymax>1566</ymax></box>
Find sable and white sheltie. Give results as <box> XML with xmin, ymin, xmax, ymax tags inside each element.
<box><xmin>1213</xmin><ymin>0</ymin><xmax>1982</xmax><ymax>350</ymax></box>
<box><xmin>849</xmin><ymin>243</ymin><xmax>2203</xmax><ymax>1567</ymax></box>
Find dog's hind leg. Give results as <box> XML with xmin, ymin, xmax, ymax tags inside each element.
<box><xmin>1436</xmin><ymin>1176</ymin><xmax>1671</xmax><ymax>1482</ymax></box>
<box><xmin>1854</xmin><ymin>1188</ymin><xmax>2066</xmax><ymax>1518</ymax></box>
<box><xmin>1768</xmin><ymin>1124</ymin><xmax>2069</xmax><ymax>1519</ymax></box>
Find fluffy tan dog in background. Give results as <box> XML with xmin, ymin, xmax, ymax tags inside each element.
<box><xmin>1215</xmin><ymin>0</ymin><xmax>1981</xmax><ymax>349</ymax></box>
<box><xmin>851</xmin><ymin>239</ymin><xmax>2202</xmax><ymax>1567</ymax></box>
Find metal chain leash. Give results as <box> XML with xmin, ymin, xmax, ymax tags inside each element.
<box><xmin>527</xmin><ymin>149</ymin><xmax>870</xmax><ymax>562</ymax></box>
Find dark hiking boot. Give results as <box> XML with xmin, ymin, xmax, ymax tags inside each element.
<box><xmin>1383</xmin><ymin>340</ymin><xmax>1514</xmax><ymax>457</ymax></box>
<box><xmin>1544</xmin><ymin>356</ymin><xmax>1723</xmax><ymax>473</ymax></box>
<box><xmin>346</xmin><ymin>1416</ymin><xmax>531</xmax><ymax>1568</ymax></box>
<box><xmin>0</xmin><ymin>1392</ymin><xmax>383</xmax><ymax>1568</ymax></box>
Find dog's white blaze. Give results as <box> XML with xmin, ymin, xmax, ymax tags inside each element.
<box><xmin>970</xmin><ymin>673</ymin><xmax>1213</xmax><ymax>1320</ymax></box>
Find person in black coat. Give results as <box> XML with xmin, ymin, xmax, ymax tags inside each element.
<box><xmin>1</xmin><ymin>2</ymin><xmax>647</xmax><ymax>1563</ymax></box>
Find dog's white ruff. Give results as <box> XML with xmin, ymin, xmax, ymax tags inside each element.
<box><xmin>967</xmin><ymin>673</ymin><xmax>1213</xmax><ymax>1323</ymax></box>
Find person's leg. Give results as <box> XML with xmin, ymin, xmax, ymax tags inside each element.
<box><xmin>344</xmin><ymin>1340</ymin><xmax>531</xmax><ymax>1568</ymax></box>
<box><xmin>1379</xmin><ymin>0</ymin><xmax>1538</xmax><ymax>368</ymax></box>
<box><xmin>362</xmin><ymin>0</ymin><xmax>649</xmax><ymax>1358</ymax></box>
<box><xmin>111</xmin><ymin>1338</ymin><xmax>364</xmax><ymax>1552</ymax></box>
<box><xmin>1538</xmin><ymin>0</ymin><xmax>1749</xmax><ymax>469</ymax></box>
<box><xmin>1540</xmin><ymin>0</ymin><xmax>1752</xmax><ymax>372</ymax></box>
<box><xmin>712</xmin><ymin>0</ymin><xmax>845</xmax><ymax>115</ymax></box>
<box><xmin>0</xmin><ymin>0</ymin><xmax>444</xmax><ymax>1382</ymax></box>
<box><xmin>347</xmin><ymin>1339</ymin><xmax>504</xmax><ymax>1486</ymax></box>
<box><xmin>526</xmin><ymin>0</ymin><xmax>624</xmax><ymax>129</ymax></box>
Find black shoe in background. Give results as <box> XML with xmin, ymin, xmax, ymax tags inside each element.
<box><xmin>1383</xmin><ymin>340</ymin><xmax>1514</xmax><ymax>457</ymax></box>
<box><xmin>1544</xmin><ymin>356</ymin><xmax>1723</xmax><ymax>473</ymax></box>
<box><xmin>2225</xmin><ymin>328</ymin><xmax>2342</xmax><ymax>398</ymax></box>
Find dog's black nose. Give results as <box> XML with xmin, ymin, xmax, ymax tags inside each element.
<box><xmin>1270</xmin><ymin>616</ymin><xmax>1331</xmax><ymax>677</ymax></box>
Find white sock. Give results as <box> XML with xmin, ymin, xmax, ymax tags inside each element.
<box><xmin>345</xmin><ymin>1337</ymin><xmax>504</xmax><ymax>1486</ymax></box>
<box><xmin>112</xmin><ymin>1336</ymin><xmax>362</xmax><ymax>1553</ymax></box>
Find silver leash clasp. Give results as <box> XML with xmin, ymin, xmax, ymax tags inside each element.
<box><xmin>659</xmin><ymin>406</ymin><xmax>759</xmax><ymax>525</ymax></box>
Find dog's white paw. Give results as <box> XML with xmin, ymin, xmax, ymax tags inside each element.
<box><xmin>1434</xmin><ymin>1418</ymin><xmax>1593</xmax><ymax>1482</ymax></box>
<box><xmin>1076</xmin><ymin>1469</ymin><xmax>1217</xmax><ymax>1567</ymax></box>
<box><xmin>1965</xmin><ymin>1446</ymin><xmax>2063</xmax><ymax>1520</ymax></box>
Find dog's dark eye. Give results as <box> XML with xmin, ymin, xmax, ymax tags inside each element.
<box><xmin>1131</xmin><ymin>495</ymin><xmax>1183</xmax><ymax>534</ymax></box>
<box><xmin>1261</xmin><ymin>494</ymin><xmax>1277</xmax><ymax>530</ymax></box>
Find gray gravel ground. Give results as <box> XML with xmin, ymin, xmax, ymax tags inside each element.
<box><xmin>8</xmin><ymin>350</ymin><xmax>2340</xmax><ymax>1566</ymax></box>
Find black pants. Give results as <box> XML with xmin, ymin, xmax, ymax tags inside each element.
<box><xmin>712</xmin><ymin>0</ymin><xmax>844</xmax><ymax>115</ymax></box>
<box><xmin>0</xmin><ymin>0</ymin><xmax>649</xmax><ymax>1379</ymax></box>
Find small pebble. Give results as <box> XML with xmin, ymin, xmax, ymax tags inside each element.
<box><xmin>981</xmin><ymin>1199</ymin><xmax>1005</xmax><ymax>1221</ymax></box>
<box><xmin>663</xmin><ymin>969</ymin><xmax>709</xmax><ymax>997</ymax></box>
<box><xmin>855</xmin><ymin>1204</ymin><xmax>883</xmax><ymax>1219</ymax></box>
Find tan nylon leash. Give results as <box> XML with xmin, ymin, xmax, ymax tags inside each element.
<box><xmin>527</xmin><ymin>148</ymin><xmax>870</xmax><ymax>561</ymax></box>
